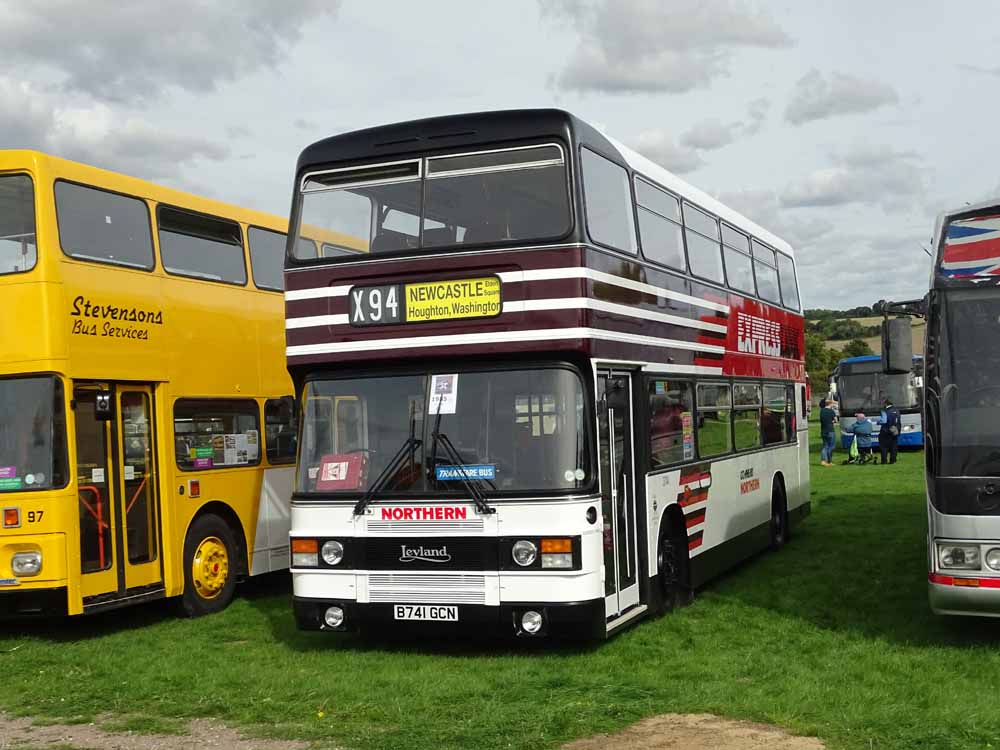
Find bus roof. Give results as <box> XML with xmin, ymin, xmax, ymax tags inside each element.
<box><xmin>836</xmin><ymin>354</ymin><xmax>922</xmax><ymax>365</ymax></box>
<box><xmin>0</xmin><ymin>149</ymin><xmax>286</xmax><ymax>230</ymax></box>
<box><xmin>295</xmin><ymin>108</ymin><xmax>793</xmax><ymax>258</ymax></box>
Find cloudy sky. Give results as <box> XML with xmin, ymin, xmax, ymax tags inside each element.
<box><xmin>2</xmin><ymin>0</ymin><xmax>996</xmax><ymax>308</ymax></box>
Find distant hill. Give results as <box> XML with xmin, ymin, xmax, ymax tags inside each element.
<box><xmin>826</xmin><ymin>316</ymin><xmax>925</xmax><ymax>356</ymax></box>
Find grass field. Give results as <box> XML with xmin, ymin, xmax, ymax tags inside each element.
<box><xmin>2</xmin><ymin>428</ymin><xmax>999</xmax><ymax>750</ymax></box>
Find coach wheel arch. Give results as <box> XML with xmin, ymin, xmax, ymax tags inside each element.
<box><xmin>769</xmin><ymin>473</ymin><xmax>788</xmax><ymax>550</ymax></box>
<box><xmin>656</xmin><ymin>504</ymin><xmax>692</xmax><ymax>611</ymax></box>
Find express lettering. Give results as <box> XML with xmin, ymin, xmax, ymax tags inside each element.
<box><xmin>380</xmin><ymin>507</ymin><xmax>468</xmax><ymax>520</ymax></box>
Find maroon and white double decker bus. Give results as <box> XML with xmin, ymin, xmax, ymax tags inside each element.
<box><xmin>284</xmin><ymin>110</ymin><xmax>809</xmax><ymax>639</ymax></box>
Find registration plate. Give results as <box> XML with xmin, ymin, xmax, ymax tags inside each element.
<box><xmin>0</xmin><ymin>578</ymin><xmax>18</xmax><ymax>587</ymax></box>
<box><xmin>393</xmin><ymin>604</ymin><xmax>458</xmax><ymax>621</ymax></box>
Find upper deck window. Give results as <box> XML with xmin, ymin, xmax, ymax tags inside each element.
<box><xmin>683</xmin><ymin>203</ymin><xmax>724</xmax><ymax>284</ymax></box>
<box><xmin>55</xmin><ymin>181</ymin><xmax>154</xmax><ymax>270</ymax></box>
<box><xmin>581</xmin><ymin>148</ymin><xmax>637</xmax><ymax>254</ymax></box>
<box><xmin>722</xmin><ymin>223</ymin><xmax>754</xmax><ymax>295</ymax></box>
<box><xmin>635</xmin><ymin>177</ymin><xmax>684</xmax><ymax>271</ymax></box>
<box><xmin>751</xmin><ymin>240</ymin><xmax>780</xmax><ymax>304</ymax></box>
<box><xmin>293</xmin><ymin>144</ymin><xmax>570</xmax><ymax>260</ymax></box>
<box><xmin>0</xmin><ymin>175</ymin><xmax>37</xmax><ymax>275</ymax></box>
<box><xmin>777</xmin><ymin>251</ymin><xmax>800</xmax><ymax>310</ymax></box>
<box><xmin>247</xmin><ymin>226</ymin><xmax>286</xmax><ymax>291</ymax></box>
<box><xmin>158</xmin><ymin>206</ymin><xmax>247</xmax><ymax>285</ymax></box>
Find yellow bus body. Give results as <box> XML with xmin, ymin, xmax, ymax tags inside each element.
<box><xmin>0</xmin><ymin>150</ymin><xmax>293</xmax><ymax>617</ymax></box>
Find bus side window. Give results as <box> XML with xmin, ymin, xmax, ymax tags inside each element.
<box><xmin>647</xmin><ymin>379</ymin><xmax>693</xmax><ymax>468</ymax></box>
<box><xmin>264</xmin><ymin>397</ymin><xmax>296</xmax><ymax>464</ymax></box>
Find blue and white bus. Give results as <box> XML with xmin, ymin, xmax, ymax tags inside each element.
<box><xmin>833</xmin><ymin>354</ymin><xmax>923</xmax><ymax>448</ymax></box>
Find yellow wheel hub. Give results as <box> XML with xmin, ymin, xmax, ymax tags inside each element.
<box><xmin>192</xmin><ymin>536</ymin><xmax>229</xmax><ymax>600</ymax></box>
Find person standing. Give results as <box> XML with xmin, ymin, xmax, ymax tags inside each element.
<box><xmin>819</xmin><ymin>398</ymin><xmax>837</xmax><ymax>466</ymax></box>
<box><xmin>879</xmin><ymin>397</ymin><xmax>900</xmax><ymax>465</ymax></box>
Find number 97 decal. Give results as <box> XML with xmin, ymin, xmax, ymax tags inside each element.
<box><xmin>27</xmin><ymin>510</ymin><xmax>44</xmax><ymax>523</ymax></box>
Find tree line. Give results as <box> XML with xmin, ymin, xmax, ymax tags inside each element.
<box><xmin>803</xmin><ymin>307</ymin><xmax>877</xmax><ymax>393</ymax></box>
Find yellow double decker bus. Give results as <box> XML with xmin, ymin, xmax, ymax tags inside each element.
<box><xmin>0</xmin><ymin>150</ymin><xmax>299</xmax><ymax>617</ymax></box>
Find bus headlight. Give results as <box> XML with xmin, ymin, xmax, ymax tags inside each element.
<box><xmin>321</xmin><ymin>540</ymin><xmax>344</xmax><ymax>566</ymax></box>
<box><xmin>938</xmin><ymin>544</ymin><xmax>980</xmax><ymax>570</ymax></box>
<box><xmin>324</xmin><ymin>605</ymin><xmax>345</xmax><ymax>628</ymax></box>
<box><xmin>512</xmin><ymin>540</ymin><xmax>537</xmax><ymax>567</ymax></box>
<box><xmin>11</xmin><ymin>551</ymin><xmax>42</xmax><ymax>576</ymax></box>
<box><xmin>986</xmin><ymin>548</ymin><xmax>1000</xmax><ymax>572</ymax></box>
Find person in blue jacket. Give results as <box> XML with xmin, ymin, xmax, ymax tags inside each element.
<box><xmin>879</xmin><ymin>398</ymin><xmax>901</xmax><ymax>465</ymax></box>
<box><xmin>845</xmin><ymin>412</ymin><xmax>875</xmax><ymax>463</ymax></box>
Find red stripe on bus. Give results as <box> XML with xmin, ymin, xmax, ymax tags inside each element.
<box><xmin>929</xmin><ymin>573</ymin><xmax>1000</xmax><ymax>588</ymax></box>
<box><xmin>678</xmin><ymin>490</ymin><xmax>708</xmax><ymax>507</ymax></box>
<box><xmin>685</xmin><ymin>510</ymin><xmax>706</xmax><ymax>528</ymax></box>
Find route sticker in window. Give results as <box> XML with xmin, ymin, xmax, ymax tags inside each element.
<box><xmin>0</xmin><ymin>467</ymin><xmax>15</xmax><ymax>480</ymax></box>
<box><xmin>429</xmin><ymin>373</ymin><xmax>458</xmax><ymax>415</ymax></box>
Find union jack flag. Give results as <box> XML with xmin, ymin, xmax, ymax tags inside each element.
<box><xmin>940</xmin><ymin>213</ymin><xmax>1000</xmax><ymax>277</ymax></box>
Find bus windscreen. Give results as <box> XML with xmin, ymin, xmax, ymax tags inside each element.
<box><xmin>295</xmin><ymin>145</ymin><xmax>570</xmax><ymax>259</ymax></box>
<box><xmin>0</xmin><ymin>376</ymin><xmax>67</xmax><ymax>492</ymax></box>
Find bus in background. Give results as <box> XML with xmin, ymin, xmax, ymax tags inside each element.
<box><xmin>284</xmin><ymin>109</ymin><xmax>810</xmax><ymax>639</ymax></box>
<box><xmin>833</xmin><ymin>354</ymin><xmax>923</xmax><ymax>448</ymax></box>
<box><xmin>924</xmin><ymin>201</ymin><xmax>1000</xmax><ymax>616</ymax></box>
<box><xmin>0</xmin><ymin>151</ymin><xmax>297</xmax><ymax>618</ymax></box>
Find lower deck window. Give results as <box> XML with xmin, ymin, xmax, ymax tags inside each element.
<box><xmin>174</xmin><ymin>399</ymin><xmax>261</xmax><ymax>470</ymax></box>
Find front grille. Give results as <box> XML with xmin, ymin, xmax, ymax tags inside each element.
<box><xmin>367</xmin><ymin>574</ymin><xmax>487</xmax><ymax>604</ymax></box>
<box><xmin>362</xmin><ymin>537</ymin><xmax>498</xmax><ymax>570</ymax></box>
<box><xmin>366</xmin><ymin>519</ymin><xmax>485</xmax><ymax>534</ymax></box>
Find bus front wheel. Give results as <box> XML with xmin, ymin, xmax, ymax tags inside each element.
<box><xmin>181</xmin><ymin>514</ymin><xmax>238</xmax><ymax>617</ymax></box>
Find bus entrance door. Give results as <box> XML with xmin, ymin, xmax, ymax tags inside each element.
<box><xmin>598</xmin><ymin>371</ymin><xmax>639</xmax><ymax>619</ymax></box>
<box><xmin>75</xmin><ymin>383</ymin><xmax>163</xmax><ymax>608</ymax></box>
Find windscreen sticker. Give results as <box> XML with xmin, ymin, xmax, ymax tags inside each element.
<box><xmin>193</xmin><ymin>457</ymin><xmax>213</xmax><ymax>469</ymax></box>
<box><xmin>0</xmin><ymin>467</ymin><xmax>16</xmax><ymax>479</ymax></box>
<box><xmin>193</xmin><ymin>447</ymin><xmax>213</xmax><ymax>459</ymax></box>
<box><xmin>574</xmin><ymin>468</ymin><xmax>585</xmax><ymax>481</ymax></box>
<box><xmin>436</xmin><ymin>464</ymin><xmax>495</xmax><ymax>481</ymax></box>
<box><xmin>655</xmin><ymin>380</ymin><xmax>666</xmax><ymax>395</ymax></box>
<box><xmin>24</xmin><ymin>474</ymin><xmax>36</xmax><ymax>486</ymax></box>
<box><xmin>124</xmin><ymin>465</ymin><xmax>136</xmax><ymax>480</ymax></box>
<box><xmin>563</xmin><ymin>469</ymin><xmax>575</xmax><ymax>483</ymax></box>
<box><xmin>429</xmin><ymin>374</ymin><xmax>458</xmax><ymax>415</ymax></box>
<box><xmin>0</xmin><ymin>477</ymin><xmax>22</xmax><ymax>490</ymax></box>
<box><xmin>235</xmin><ymin>434</ymin><xmax>250</xmax><ymax>464</ymax></box>
<box><xmin>91</xmin><ymin>468</ymin><xmax>105</xmax><ymax>483</ymax></box>
<box><xmin>307</xmin><ymin>466</ymin><xmax>320</xmax><ymax>480</ymax></box>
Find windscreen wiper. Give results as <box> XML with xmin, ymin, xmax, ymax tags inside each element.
<box><xmin>430</xmin><ymin>429</ymin><xmax>496</xmax><ymax>515</ymax></box>
<box><xmin>353</xmin><ymin>436</ymin><xmax>421</xmax><ymax>516</ymax></box>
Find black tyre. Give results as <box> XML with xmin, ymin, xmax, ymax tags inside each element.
<box><xmin>181</xmin><ymin>514</ymin><xmax>239</xmax><ymax>617</ymax></box>
<box><xmin>657</xmin><ymin>519</ymin><xmax>692</xmax><ymax>612</ymax></box>
<box><xmin>769</xmin><ymin>482</ymin><xmax>788</xmax><ymax>551</ymax></box>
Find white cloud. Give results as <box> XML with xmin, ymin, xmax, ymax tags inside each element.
<box><xmin>680</xmin><ymin>119</ymin><xmax>739</xmax><ymax>151</ymax></box>
<box><xmin>0</xmin><ymin>1</ymin><xmax>340</xmax><ymax>104</ymax></box>
<box><xmin>0</xmin><ymin>77</ymin><xmax>229</xmax><ymax>181</ymax></box>
<box><xmin>542</xmin><ymin>0</ymin><xmax>792</xmax><ymax>94</ymax></box>
<box><xmin>780</xmin><ymin>143</ymin><xmax>926</xmax><ymax>212</ymax></box>
<box><xmin>630</xmin><ymin>130</ymin><xmax>705</xmax><ymax>174</ymax></box>
<box><xmin>785</xmin><ymin>69</ymin><xmax>898</xmax><ymax>125</ymax></box>
<box><xmin>743</xmin><ymin>97</ymin><xmax>770</xmax><ymax>136</ymax></box>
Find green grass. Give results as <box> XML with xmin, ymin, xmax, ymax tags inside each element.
<box><xmin>2</xmin><ymin>428</ymin><xmax>1000</xmax><ymax>750</ymax></box>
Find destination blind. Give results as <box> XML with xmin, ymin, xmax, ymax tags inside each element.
<box><xmin>349</xmin><ymin>276</ymin><xmax>502</xmax><ymax>326</ymax></box>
